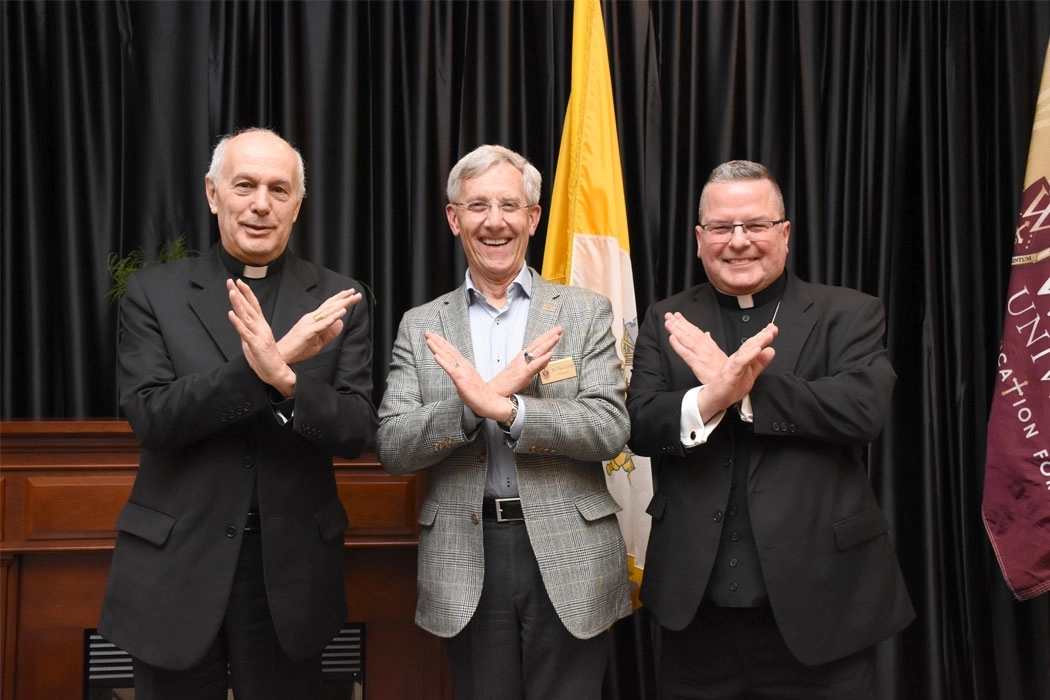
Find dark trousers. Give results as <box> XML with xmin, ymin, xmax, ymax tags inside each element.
<box><xmin>444</xmin><ymin>519</ymin><xmax>609</xmax><ymax>700</ymax></box>
<box><xmin>131</xmin><ymin>531</ymin><xmax>322</xmax><ymax>700</ymax></box>
<box><xmin>658</xmin><ymin>601</ymin><xmax>876</xmax><ymax>700</ymax></box>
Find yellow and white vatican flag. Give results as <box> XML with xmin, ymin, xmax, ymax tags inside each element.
<box><xmin>543</xmin><ymin>0</ymin><xmax>652</xmax><ymax>600</ymax></box>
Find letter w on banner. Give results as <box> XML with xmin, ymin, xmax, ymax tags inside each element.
<box><xmin>543</xmin><ymin>0</ymin><xmax>652</xmax><ymax>603</ymax></box>
<box><xmin>983</xmin><ymin>43</ymin><xmax>1050</xmax><ymax>600</ymax></box>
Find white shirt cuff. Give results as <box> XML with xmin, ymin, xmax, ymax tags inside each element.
<box><xmin>738</xmin><ymin>394</ymin><xmax>754</xmax><ymax>423</ymax></box>
<box><xmin>680</xmin><ymin>386</ymin><xmax>725</xmax><ymax>446</ymax></box>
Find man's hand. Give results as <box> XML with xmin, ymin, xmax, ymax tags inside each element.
<box><xmin>664</xmin><ymin>312</ymin><xmax>728</xmax><ymax>385</ymax></box>
<box><xmin>425</xmin><ymin>326</ymin><xmax>563</xmax><ymax>422</ymax></box>
<box><xmin>488</xmin><ymin>326</ymin><xmax>562</xmax><ymax>397</ymax></box>
<box><xmin>693</xmin><ymin>322</ymin><xmax>778</xmax><ymax>421</ymax></box>
<box><xmin>276</xmin><ymin>288</ymin><xmax>361</xmax><ymax>365</ymax></box>
<box><xmin>227</xmin><ymin>280</ymin><xmax>360</xmax><ymax>397</ymax></box>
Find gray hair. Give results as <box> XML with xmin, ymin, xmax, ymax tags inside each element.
<box><xmin>446</xmin><ymin>145</ymin><xmax>542</xmax><ymax>205</ymax></box>
<box><xmin>206</xmin><ymin>127</ymin><xmax>306</xmax><ymax>200</ymax></box>
<box><xmin>698</xmin><ymin>160</ymin><xmax>784</xmax><ymax>222</ymax></box>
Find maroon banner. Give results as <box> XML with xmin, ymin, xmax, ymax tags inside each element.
<box><xmin>983</xmin><ymin>174</ymin><xmax>1050</xmax><ymax>600</ymax></box>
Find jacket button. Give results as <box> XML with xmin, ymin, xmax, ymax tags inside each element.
<box><xmin>713</xmin><ymin>511</ymin><xmax>723</xmax><ymax>523</ymax></box>
<box><xmin>470</xmin><ymin>513</ymin><xmax>479</xmax><ymax>525</ymax></box>
<box><xmin>729</xmin><ymin>582</ymin><xmax>739</xmax><ymax>591</ymax></box>
<box><xmin>242</xmin><ymin>456</ymin><xmax>254</xmax><ymax>468</ymax></box>
<box><xmin>225</xmin><ymin>525</ymin><xmax>237</xmax><ymax>538</ymax></box>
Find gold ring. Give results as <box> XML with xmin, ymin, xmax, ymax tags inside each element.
<box><xmin>313</xmin><ymin>312</ymin><xmax>326</xmax><ymax>321</ymax></box>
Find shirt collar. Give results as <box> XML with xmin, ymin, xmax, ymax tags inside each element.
<box><xmin>465</xmin><ymin>265</ymin><xmax>533</xmax><ymax>305</ymax></box>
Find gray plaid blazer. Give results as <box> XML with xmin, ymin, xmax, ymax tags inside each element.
<box><xmin>377</xmin><ymin>269</ymin><xmax>632</xmax><ymax>639</ymax></box>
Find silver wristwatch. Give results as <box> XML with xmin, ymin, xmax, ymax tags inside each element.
<box><xmin>499</xmin><ymin>395</ymin><xmax>519</xmax><ymax>430</ymax></box>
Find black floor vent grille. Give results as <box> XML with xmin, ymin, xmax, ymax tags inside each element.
<box><xmin>83</xmin><ymin>623</ymin><xmax>365</xmax><ymax>699</ymax></box>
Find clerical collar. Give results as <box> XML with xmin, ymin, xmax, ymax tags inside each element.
<box><xmin>219</xmin><ymin>246</ymin><xmax>287</xmax><ymax>279</ymax></box>
<box><xmin>714</xmin><ymin>273</ymin><xmax>788</xmax><ymax>309</ymax></box>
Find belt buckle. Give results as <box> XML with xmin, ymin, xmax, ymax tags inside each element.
<box><xmin>494</xmin><ymin>497</ymin><xmax>523</xmax><ymax>522</ymax></box>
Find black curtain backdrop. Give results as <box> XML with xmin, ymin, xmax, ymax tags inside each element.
<box><xmin>3</xmin><ymin>2</ymin><xmax>1048</xmax><ymax>699</ymax></box>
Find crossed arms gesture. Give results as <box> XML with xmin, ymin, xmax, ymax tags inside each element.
<box><xmin>225</xmin><ymin>278</ymin><xmax>362</xmax><ymax>397</ymax></box>
<box><xmin>424</xmin><ymin>326</ymin><xmax>564</xmax><ymax>424</ymax></box>
<box><xmin>663</xmin><ymin>311</ymin><xmax>778</xmax><ymax>422</ymax></box>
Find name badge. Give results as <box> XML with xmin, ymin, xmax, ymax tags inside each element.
<box><xmin>540</xmin><ymin>357</ymin><xmax>577</xmax><ymax>384</ymax></box>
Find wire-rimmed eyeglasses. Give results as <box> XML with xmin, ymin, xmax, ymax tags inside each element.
<box><xmin>452</xmin><ymin>200</ymin><xmax>532</xmax><ymax>217</ymax></box>
<box><xmin>699</xmin><ymin>219</ymin><xmax>785</xmax><ymax>239</ymax></box>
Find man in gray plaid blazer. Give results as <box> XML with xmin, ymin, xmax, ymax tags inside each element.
<box><xmin>377</xmin><ymin>145</ymin><xmax>631</xmax><ymax>700</ymax></box>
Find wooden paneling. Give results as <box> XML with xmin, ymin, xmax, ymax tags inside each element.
<box><xmin>0</xmin><ymin>421</ymin><xmax>451</xmax><ymax>700</ymax></box>
<box><xmin>24</xmin><ymin>476</ymin><xmax>133</xmax><ymax>540</ymax></box>
<box><xmin>339</xmin><ymin>474</ymin><xmax>421</xmax><ymax>538</ymax></box>
<box><xmin>1</xmin><ymin>555</ymin><xmax>19</xmax><ymax>700</ymax></box>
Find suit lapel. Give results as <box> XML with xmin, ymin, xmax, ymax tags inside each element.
<box><xmin>749</xmin><ymin>274</ymin><xmax>815</xmax><ymax>476</ymax></box>
<box><xmin>764</xmin><ymin>275</ymin><xmax>815</xmax><ymax>375</ymax></box>
<box><xmin>188</xmin><ymin>247</ymin><xmax>242</xmax><ymax>361</ymax></box>
<box><xmin>437</xmin><ymin>285</ymin><xmax>476</xmax><ymax>365</ymax></box>
<box><xmin>524</xmin><ymin>271</ymin><xmax>563</xmax><ymax>349</ymax></box>
<box><xmin>270</xmin><ymin>251</ymin><xmax>319</xmax><ymax>339</ymax></box>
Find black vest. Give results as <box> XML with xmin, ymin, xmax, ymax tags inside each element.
<box><xmin>705</xmin><ymin>275</ymin><xmax>785</xmax><ymax>607</ymax></box>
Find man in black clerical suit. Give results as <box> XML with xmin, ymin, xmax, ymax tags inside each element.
<box><xmin>627</xmin><ymin>160</ymin><xmax>914</xmax><ymax>699</ymax></box>
<box><xmin>99</xmin><ymin>128</ymin><xmax>377</xmax><ymax>700</ymax></box>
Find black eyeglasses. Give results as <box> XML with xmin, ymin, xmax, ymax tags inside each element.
<box><xmin>699</xmin><ymin>220</ymin><xmax>785</xmax><ymax>238</ymax></box>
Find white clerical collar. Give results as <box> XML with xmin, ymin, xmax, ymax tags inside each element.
<box><xmin>713</xmin><ymin>273</ymin><xmax>788</xmax><ymax>311</ymax></box>
<box><xmin>714</xmin><ymin>291</ymin><xmax>757</xmax><ymax>308</ymax></box>
<box><xmin>219</xmin><ymin>245</ymin><xmax>287</xmax><ymax>279</ymax></box>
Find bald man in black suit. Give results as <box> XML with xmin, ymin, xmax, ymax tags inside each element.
<box><xmin>100</xmin><ymin>128</ymin><xmax>377</xmax><ymax>700</ymax></box>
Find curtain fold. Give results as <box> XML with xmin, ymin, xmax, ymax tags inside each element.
<box><xmin>3</xmin><ymin>2</ymin><xmax>1048</xmax><ymax>698</ymax></box>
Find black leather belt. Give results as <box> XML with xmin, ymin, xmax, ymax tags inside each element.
<box><xmin>244</xmin><ymin>511</ymin><xmax>261</xmax><ymax>533</ymax></box>
<box><xmin>482</xmin><ymin>497</ymin><xmax>524</xmax><ymax>522</ymax></box>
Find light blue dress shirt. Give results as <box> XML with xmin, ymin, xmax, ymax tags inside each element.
<box><xmin>462</xmin><ymin>265</ymin><xmax>531</xmax><ymax>498</ymax></box>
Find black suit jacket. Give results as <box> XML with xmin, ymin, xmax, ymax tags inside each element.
<box><xmin>627</xmin><ymin>273</ymin><xmax>914</xmax><ymax>666</ymax></box>
<box><xmin>99</xmin><ymin>244</ymin><xmax>377</xmax><ymax>670</ymax></box>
